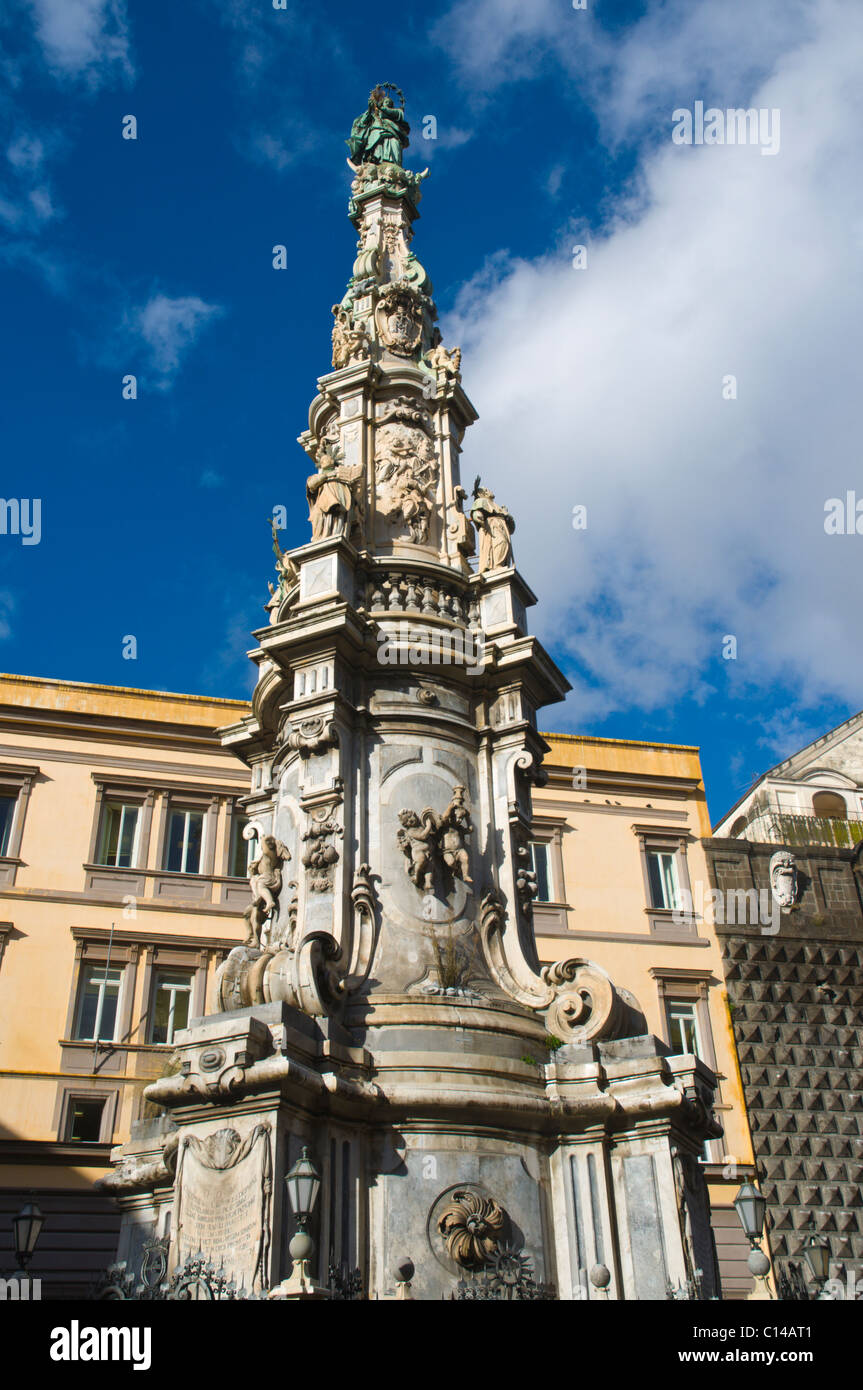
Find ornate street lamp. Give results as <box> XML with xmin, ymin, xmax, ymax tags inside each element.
<box><xmin>269</xmin><ymin>1148</ymin><xmax>327</xmax><ymax>1301</ymax></box>
<box><xmin>284</xmin><ymin>1147</ymin><xmax>321</xmax><ymax>1233</ymax></box>
<box><xmin>733</xmin><ymin>1181</ymin><xmax>772</xmax><ymax>1286</ymax></box>
<box><xmin>733</xmin><ymin>1181</ymin><xmax>766</xmax><ymax>1244</ymax></box>
<box><xmin>802</xmin><ymin>1234</ymin><xmax>830</xmax><ymax>1291</ymax></box>
<box><xmin>13</xmin><ymin>1201</ymin><xmax>44</xmax><ymax>1274</ymax></box>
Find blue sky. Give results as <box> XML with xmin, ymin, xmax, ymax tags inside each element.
<box><xmin>1</xmin><ymin>0</ymin><xmax>861</xmax><ymax>825</ymax></box>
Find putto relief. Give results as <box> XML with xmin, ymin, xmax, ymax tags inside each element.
<box><xmin>331</xmin><ymin>304</ymin><xmax>371</xmax><ymax>369</ymax></box>
<box><xmin>374</xmin><ymin>396</ymin><xmax>438</xmax><ymax>544</ymax></box>
<box><xmin>396</xmin><ymin>787</ymin><xmax>474</xmax><ymax>895</ymax></box>
<box><xmin>243</xmin><ymin>829</ymin><xmax>292</xmax><ymax>949</ymax></box>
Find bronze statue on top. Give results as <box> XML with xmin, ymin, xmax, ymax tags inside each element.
<box><xmin>347</xmin><ymin>84</ymin><xmax>410</xmax><ymax>168</ymax></box>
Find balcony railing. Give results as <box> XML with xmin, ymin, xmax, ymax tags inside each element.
<box><xmin>766</xmin><ymin>813</ymin><xmax>863</xmax><ymax>849</ymax></box>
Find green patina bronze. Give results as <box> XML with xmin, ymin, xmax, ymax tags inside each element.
<box><xmin>347</xmin><ymin>84</ymin><xmax>410</xmax><ymax>166</ymax></box>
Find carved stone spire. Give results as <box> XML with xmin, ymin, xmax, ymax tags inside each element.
<box><xmin>222</xmin><ymin>87</ymin><xmax>578</xmax><ymax>1020</ymax></box>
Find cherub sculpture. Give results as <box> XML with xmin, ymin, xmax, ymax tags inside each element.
<box><xmin>397</xmin><ymin>808</ymin><xmax>438</xmax><ymax>892</ymax></box>
<box><xmin>243</xmin><ymin>830</ymin><xmax>291</xmax><ymax>950</ymax></box>
<box><xmin>438</xmin><ymin>785</ymin><xmax>473</xmax><ymax>885</ymax></box>
<box><xmin>331</xmin><ymin>305</ymin><xmax>371</xmax><ymax>369</ymax></box>
<box><xmin>425</xmin><ymin>340</ymin><xmax>462</xmax><ymax>380</ymax></box>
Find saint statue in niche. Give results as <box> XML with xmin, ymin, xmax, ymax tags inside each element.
<box><xmin>470</xmin><ymin>477</ymin><xmax>515</xmax><ymax>573</ymax></box>
<box><xmin>306</xmin><ymin>435</ymin><xmax>364</xmax><ymax>543</ymax></box>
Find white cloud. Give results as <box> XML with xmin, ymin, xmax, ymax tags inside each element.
<box><xmin>27</xmin><ymin>0</ymin><xmax>132</xmax><ymax>85</ymax></box>
<box><xmin>0</xmin><ymin>181</ymin><xmax>55</xmax><ymax>230</ymax></box>
<box><xmin>545</xmin><ymin>163</ymin><xmax>565</xmax><ymax>198</ymax></box>
<box><xmin>433</xmin><ymin>0</ymin><xmax>815</xmax><ymax>145</ymax></box>
<box><xmin>441</xmin><ymin>0</ymin><xmax>863</xmax><ymax>726</ymax></box>
<box><xmin>129</xmin><ymin>294</ymin><xmax>224</xmax><ymax>389</ymax></box>
<box><xmin>7</xmin><ymin>133</ymin><xmax>44</xmax><ymax>170</ymax></box>
<box><xmin>1</xmin><ymin>127</ymin><xmax>60</xmax><ymax>233</ymax></box>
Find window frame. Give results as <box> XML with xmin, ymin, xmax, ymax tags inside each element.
<box><xmin>646</xmin><ymin>848</ymin><xmax>682</xmax><ymax>911</ymax></box>
<box><xmin>524</xmin><ymin>819</ymin><xmax>570</xmax><ymax>934</ymax></box>
<box><xmin>136</xmin><ymin>940</ymin><xmax>211</xmax><ymax>1045</ymax></box>
<box><xmin>651</xmin><ymin>967</ymin><xmax>722</xmax><ymax>1162</ymax></box>
<box><xmin>665</xmin><ymin>997</ymin><xmax>703</xmax><ymax>1057</ymax></box>
<box><xmin>55</xmin><ymin>1085</ymin><xmax>119</xmax><ymax>1146</ymax></box>
<box><xmin>63</xmin><ymin>937</ymin><xmax>139</xmax><ymax>1050</ymax></box>
<box><xmin>66</xmin><ymin>1094</ymin><xmax>107</xmax><ymax>1143</ymax></box>
<box><xmin>0</xmin><ymin>791</ymin><xmax>18</xmax><ymax>856</ymax></box>
<box><xmin>73</xmin><ymin>961</ymin><xmax>125</xmax><ymax>1043</ymax></box>
<box><xmin>148</xmin><ymin>968</ymin><xmax>194</xmax><ymax>1045</ymax></box>
<box><xmin>633</xmin><ymin>826</ymin><xmax>697</xmax><ymax>938</ymax></box>
<box><xmin>96</xmin><ymin>799</ymin><xmax>142</xmax><ymax>869</ymax></box>
<box><xmin>528</xmin><ymin>839</ymin><xmax>552</xmax><ymax>903</ymax></box>
<box><xmin>164</xmin><ymin>806</ymin><xmax>206</xmax><ymax>875</ymax></box>
<box><xmin>0</xmin><ymin>763</ymin><xmax>38</xmax><ymax>885</ymax></box>
<box><xmin>228</xmin><ymin>813</ymin><xmax>253</xmax><ymax>879</ymax></box>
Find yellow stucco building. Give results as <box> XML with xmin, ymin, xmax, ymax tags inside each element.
<box><xmin>0</xmin><ymin>674</ymin><xmax>250</xmax><ymax>1293</ymax></box>
<box><xmin>530</xmin><ymin>733</ymin><xmax>759</xmax><ymax>1298</ymax></box>
<box><xmin>0</xmin><ymin>676</ymin><xmax>758</xmax><ymax>1296</ymax></box>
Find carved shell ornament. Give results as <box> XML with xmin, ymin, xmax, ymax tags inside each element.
<box><xmin>437</xmin><ymin>1189</ymin><xmax>507</xmax><ymax>1269</ymax></box>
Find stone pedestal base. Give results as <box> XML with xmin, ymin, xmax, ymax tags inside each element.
<box><xmin>103</xmin><ymin>1001</ymin><xmax>722</xmax><ymax>1301</ymax></box>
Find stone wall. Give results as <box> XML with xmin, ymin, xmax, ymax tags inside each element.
<box><xmin>705</xmin><ymin>837</ymin><xmax>863</xmax><ymax>1280</ymax></box>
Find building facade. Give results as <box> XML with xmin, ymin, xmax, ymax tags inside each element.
<box><xmin>531</xmin><ymin>733</ymin><xmax>759</xmax><ymax>1299</ymax></box>
<box><xmin>0</xmin><ymin>673</ymin><xmax>760</xmax><ymax>1297</ymax></box>
<box><xmin>0</xmin><ymin>674</ymin><xmax>250</xmax><ymax>1295</ymax></box>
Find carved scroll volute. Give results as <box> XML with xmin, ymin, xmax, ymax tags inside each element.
<box><xmin>292</xmin><ymin>930</ymin><xmax>346</xmax><ymax>1017</ymax></box>
<box><xmin>346</xmin><ymin>863</ymin><xmax>378</xmax><ymax>990</ymax></box>
<box><xmin>478</xmin><ymin>889</ymin><xmax>547</xmax><ymax>1009</ymax></box>
<box><xmin>477</xmin><ymin>889</ymin><xmax>631</xmax><ymax>1044</ymax></box>
<box><xmin>541</xmin><ymin>959</ymin><xmax>625</xmax><ymax>1044</ymax></box>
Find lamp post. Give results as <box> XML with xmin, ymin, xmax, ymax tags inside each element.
<box><xmin>269</xmin><ymin>1147</ymin><xmax>328</xmax><ymax>1300</ymax></box>
<box><xmin>802</xmin><ymin>1234</ymin><xmax>831</xmax><ymax>1297</ymax></box>
<box><xmin>733</xmin><ymin>1181</ymin><xmax>772</xmax><ymax>1291</ymax></box>
<box><xmin>12</xmin><ymin>1201</ymin><xmax>44</xmax><ymax>1280</ymax></box>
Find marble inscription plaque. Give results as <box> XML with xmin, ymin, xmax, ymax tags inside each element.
<box><xmin>175</xmin><ymin>1124</ymin><xmax>272</xmax><ymax>1292</ymax></box>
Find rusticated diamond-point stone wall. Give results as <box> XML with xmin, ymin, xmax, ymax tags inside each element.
<box><xmin>706</xmin><ymin>838</ymin><xmax>863</xmax><ymax>1273</ymax></box>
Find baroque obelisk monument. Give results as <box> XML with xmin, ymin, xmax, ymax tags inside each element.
<box><xmin>103</xmin><ymin>86</ymin><xmax>722</xmax><ymax>1302</ymax></box>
